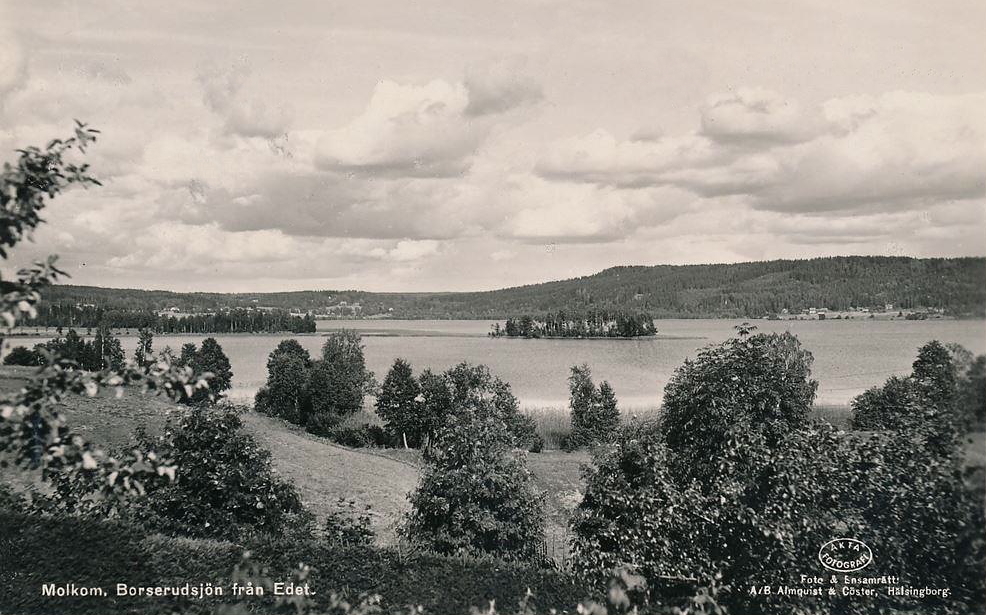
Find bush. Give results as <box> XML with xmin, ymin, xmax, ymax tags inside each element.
<box><xmin>570</xmin><ymin>333</ymin><xmax>986</xmax><ymax>614</ymax></box>
<box><xmin>127</xmin><ymin>406</ymin><xmax>309</xmax><ymax>540</ymax></box>
<box><xmin>323</xmin><ymin>498</ymin><xmax>375</xmax><ymax>546</ymax></box>
<box><xmin>418</xmin><ymin>363</ymin><xmax>543</xmax><ymax>453</ymax></box>
<box><xmin>404</xmin><ymin>414</ymin><xmax>547</xmax><ymax>563</ymax></box>
<box><xmin>660</xmin><ymin>327</ymin><xmax>817</xmax><ymax>486</ymax></box>
<box><xmin>2</xmin><ymin>345</ymin><xmax>42</xmax><ymax>366</ymax></box>
<box><xmin>328</xmin><ymin>424</ymin><xmax>373</xmax><ymax>448</ymax></box>
<box><xmin>306</xmin><ymin>410</ymin><xmax>341</xmax><ymax>437</ymax></box>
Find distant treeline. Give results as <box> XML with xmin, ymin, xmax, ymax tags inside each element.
<box><xmin>31</xmin><ymin>305</ymin><xmax>316</xmax><ymax>334</ymax></box>
<box><xmin>37</xmin><ymin>256</ymin><xmax>986</xmax><ymax>319</ymax></box>
<box><xmin>490</xmin><ymin>310</ymin><xmax>657</xmax><ymax>338</ymax></box>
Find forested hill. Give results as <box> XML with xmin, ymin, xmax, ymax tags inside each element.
<box><xmin>40</xmin><ymin>256</ymin><xmax>986</xmax><ymax>320</ymax></box>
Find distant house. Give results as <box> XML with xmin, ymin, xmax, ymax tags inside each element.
<box><xmin>885</xmin><ymin>303</ymin><xmax>894</xmax><ymax>311</ymax></box>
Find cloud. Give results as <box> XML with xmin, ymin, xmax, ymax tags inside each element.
<box><xmin>198</xmin><ymin>64</ymin><xmax>293</xmax><ymax>138</ymax></box>
<box><xmin>753</xmin><ymin>91</ymin><xmax>986</xmax><ymax>213</ymax></box>
<box><xmin>315</xmin><ymin>79</ymin><xmax>481</xmax><ymax>177</ymax></box>
<box><xmin>535</xmin><ymin>129</ymin><xmax>727</xmax><ymax>189</ymax></box>
<box><xmin>0</xmin><ymin>17</ymin><xmax>27</xmax><ymax>101</ymax></box>
<box><xmin>498</xmin><ymin>174</ymin><xmax>694</xmax><ymax>243</ymax></box>
<box><xmin>699</xmin><ymin>88</ymin><xmax>820</xmax><ymax>145</ymax></box>
<box><xmin>536</xmin><ymin>90</ymin><xmax>986</xmax><ymax>215</ymax></box>
<box><xmin>464</xmin><ymin>59</ymin><xmax>543</xmax><ymax>116</ymax></box>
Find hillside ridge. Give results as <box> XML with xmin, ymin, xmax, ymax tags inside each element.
<box><xmin>38</xmin><ymin>255</ymin><xmax>986</xmax><ymax>319</ymax></box>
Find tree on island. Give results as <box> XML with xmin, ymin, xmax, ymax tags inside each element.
<box><xmin>493</xmin><ymin>309</ymin><xmax>657</xmax><ymax>338</ymax></box>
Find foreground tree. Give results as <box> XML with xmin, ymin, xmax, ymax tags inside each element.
<box><xmin>0</xmin><ymin>125</ymin><xmax>207</xmax><ymax>512</ymax></box>
<box><xmin>403</xmin><ymin>413</ymin><xmax>546</xmax><ymax>562</ymax></box>
<box><xmin>570</xmin><ymin>331</ymin><xmax>985</xmax><ymax>614</ymax></box>
<box><xmin>660</xmin><ymin>326</ymin><xmax>817</xmax><ymax>486</ymax></box>
<box><xmin>417</xmin><ymin>363</ymin><xmax>543</xmax><ymax>453</ymax></box>
<box><xmin>125</xmin><ymin>407</ymin><xmax>307</xmax><ymax>539</ymax></box>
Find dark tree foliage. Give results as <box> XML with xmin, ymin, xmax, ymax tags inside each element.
<box><xmin>375</xmin><ymin>358</ymin><xmax>422</xmax><ymax>448</ymax></box>
<box><xmin>30</xmin><ymin>304</ymin><xmax>317</xmax><ymax>334</ymax></box>
<box><xmin>565</xmin><ymin>364</ymin><xmax>620</xmax><ymax>450</ymax></box>
<box><xmin>851</xmin><ymin>340</ymin><xmax>983</xmax><ymax>439</ymax></box>
<box><xmin>660</xmin><ymin>327</ymin><xmax>817</xmax><ymax>487</ymax></box>
<box><xmin>255</xmin><ymin>340</ymin><xmax>312</xmax><ymax>424</ymax></box>
<box><xmin>571</xmin><ymin>334</ymin><xmax>986</xmax><ymax>614</ymax></box>
<box><xmin>3</xmin><ymin>345</ymin><xmax>43</xmax><ymax>366</ymax></box>
<box><xmin>493</xmin><ymin>309</ymin><xmax>656</xmax><ymax>338</ymax></box>
<box><xmin>126</xmin><ymin>407</ymin><xmax>307</xmax><ymax>540</ymax></box>
<box><xmin>417</xmin><ymin>363</ymin><xmax>542</xmax><ymax>453</ymax></box>
<box><xmin>31</xmin><ymin>326</ymin><xmax>126</xmax><ymax>371</ymax></box>
<box><xmin>403</xmin><ymin>413</ymin><xmax>547</xmax><ymax>563</ymax></box>
<box><xmin>175</xmin><ymin>338</ymin><xmax>234</xmax><ymax>404</ymax></box>
<box><xmin>254</xmin><ymin>333</ymin><xmax>374</xmax><ymax>436</ymax></box>
<box><xmin>959</xmin><ymin>356</ymin><xmax>986</xmax><ymax>430</ymax></box>
<box><xmin>133</xmin><ymin>328</ymin><xmax>153</xmax><ymax>368</ymax></box>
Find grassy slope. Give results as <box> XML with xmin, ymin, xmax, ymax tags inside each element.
<box><xmin>240</xmin><ymin>412</ymin><xmax>419</xmax><ymax>544</ymax></box>
<box><xmin>0</xmin><ymin>366</ymin><xmax>586</xmax><ymax>552</ymax></box>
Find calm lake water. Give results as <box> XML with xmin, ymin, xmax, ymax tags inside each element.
<box><xmin>7</xmin><ymin>319</ymin><xmax>986</xmax><ymax>408</ymax></box>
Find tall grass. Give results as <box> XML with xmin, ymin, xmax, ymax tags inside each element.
<box><xmin>522</xmin><ymin>405</ymin><xmax>661</xmax><ymax>450</ymax></box>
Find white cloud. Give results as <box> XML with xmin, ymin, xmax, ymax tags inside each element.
<box><xmin>536</xmin><ymin>90</ymin><xmax>986</xmax><ymax>216</ymax></box>
<box><xmin>754</xmin><ymin>91</ymin><xmax>986</xmax><ymax>213</ymax></box>
<box><xmin>198</xmin><ymin>63</ymin><xmax>293</xmax><ymax>138</ymax></box>
<box><xmin>699</xmin><ymin>88</ymin><xmax>820</xmax><ymax>145</ymax></box>
<box><xmin>315</xmin><ymin>79</ymin><xmax>479</xmax><ymax>177</ymax></box>
<box><xmin>464</xmin><ymin>58</ymin><xmax>542</xmax><ymax>116</ymax></box>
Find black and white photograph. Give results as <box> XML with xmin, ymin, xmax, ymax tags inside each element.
<box><xmin>1</xmin><ymin>1</ymin><xmax>984</xmax><ymax>613</ymax></box>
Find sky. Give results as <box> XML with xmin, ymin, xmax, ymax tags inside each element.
<box><xmin>1</xmin><ymin>0</ymin><xmax>984</xmax><ymax>292</ymax></box>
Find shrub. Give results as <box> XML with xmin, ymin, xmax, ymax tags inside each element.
<box><xmin>328</xmin><ymin>424</ymin><xmax>373</xmax><ymax>448</ymax></box>
<box><xmin>660</xmin><ymin>327</ymin><xmax>817</xmax><ymax>486</ymax></box>
<box><xmin>404</xmin><ymin>414</ymin><xmax>547</xmax><ymax>563</ymax></box>
<box><xmin>418</xmin><ymin>363</ymin><xmax>543</xmax><ymax>453</ymax></box>
<box><xmin>127</xmin><ymin>406</ymin><xmax>309</xmax><ymax>540</ymax></box>
<box><xmin>323</xmin><ymin>498</ymin><xmax>375</xmax><ymax>546</ymax></box>
<box><xmin>3</xmin><ymin>345</ymin><xmax>42</xmax><ymax>366</ymax></box>
<box><xmin>570</xmin><ymin>334</ymin><xmax>986</xmax><ymax>614</ymax></box>
<box><xmin>565</xmin><ymin>364</ymin><xmax>620</xmax><ymax>450</ymax></box>
<box><xmin>305</xmin><ymin>410</ymin><xmax>340</xmax><ymax>437</ymax></box>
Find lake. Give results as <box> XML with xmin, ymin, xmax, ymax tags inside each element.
<box><xmin>6</xmin><ymin>318</ymin><xmax>985</xmax><ymax>408</ymax></box>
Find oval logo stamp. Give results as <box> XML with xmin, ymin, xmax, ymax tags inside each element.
<box><xmin>818</xmin><ymin>538</ymin><xmax>872</xmax><ymax>572</ymax></box>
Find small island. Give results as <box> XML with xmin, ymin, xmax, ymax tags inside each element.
<box><xmin>489</xmin><ymin>309</ymin><xmax>657</xmax><ymax>339</ymax></box>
